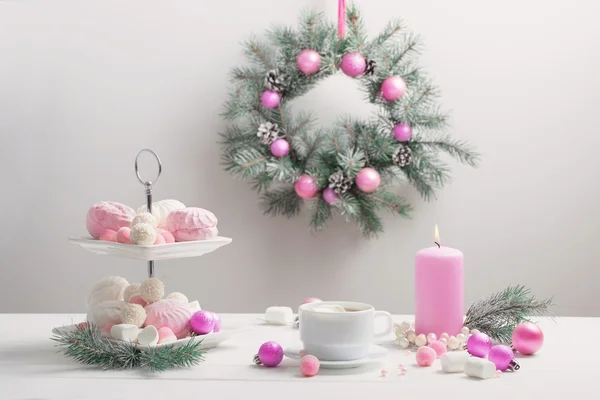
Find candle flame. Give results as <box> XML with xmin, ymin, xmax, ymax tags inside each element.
<box><xmin>434</xmin><ymin>224</ymin><xmax>440</xmax><ymax>244</ymax></box>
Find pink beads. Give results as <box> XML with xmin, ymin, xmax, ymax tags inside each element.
<box><xmin>416</xmin><ymin>346</ymin><xmax>436</xmax><ymax>366</ymax></box>
<box><xmin>381</xmin><ymin>76</ymin><xmax>407</xmax><ymax>102</ymax></box>
<box><xmin>355</xmin><ymin>168</ymin><xmax>381</xmax><ymax>193</ymax></box>
<box><xmin>512</xmin><ymin>322</ymin><xmax>544</xmax><ymax>355</ymax></box>
<box><xmin>294</xmin><ymin>175</ymin><xmax>319</xmax><ymax>199</ymax></box>
<box><xmin>270</xmin><ymin>138</ymin><xmax>290</xmax><ymax>158</ymax></box>
<box><xmin>261</xmin><ymin>90</ymin><xmax>281</xmax><ymax>109</ymax></box>
<box><xmin>341</xmin><ymin>52</ymin><xmax>366</xmax><ymax>77</ymax></box>
<box><xmin>297</xmin><ymin>49</ymin><xmax>321</xmax><ymax>75</ymax></box>
<box><xmin>258</xmin><ymin>341</ymin><xmax>284</xmax><ymax>367</ymax></box>
<box><xmin>429</xmin><ymin>340</ymin><xmax>448</xmax><ymax>358</ymax></box>
<box><xmin>322</xmin><ymin>187</ymin><xmax>339</xmax><ymax>205</ymax></box>
<box><xmin>300</xmin><ymin>355</ymin><xmax>320</xmax><ymax>377</ymax></box>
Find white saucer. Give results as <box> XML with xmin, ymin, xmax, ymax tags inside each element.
<box><xmin>284</xmin><ymin>344</ymin><xmax>387</xmax><ymax>369</ymax></box>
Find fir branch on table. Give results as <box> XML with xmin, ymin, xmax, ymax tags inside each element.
<box><xmin>464</xmin><ymin>285</ymin><xmax>554</xmax><ymax>344</ymax></box>
<box><xmin>51</xmin><ymin>324</ymin><xmax>205</xmax><ymax>372</ymax></box>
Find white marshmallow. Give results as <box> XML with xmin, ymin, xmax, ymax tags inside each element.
<box><xmin>311</xmin><ymin>305</ymin><xmax>346</xmax><ymax>313</ymax></box>
<box><xmin>110</xmin><ymin>324</ymin><xmax>139</xmax><ymax>342</ymax></box>
<box><xmin>464</xmin><ymin>357</ymin><xmax>496</xmax><ymax>379</ymax></box>
<box><xmin>441</xmin><ymin>351</ymin><xmax>470</xmax><ymax>373</ymax></box>
<box><xmin>137</xmin><ymin>325</ymin><xmax>159</xmax><ymax>346</ymax></box>
<box><xmin>265</xmin><ymin>306</ymin><xmax>294</xmax><ymax>324</ymax></box>
<box><xmin>188</xmin><ymin>301</ymin><xmax>201</xmax><ymax>311</ymax></box>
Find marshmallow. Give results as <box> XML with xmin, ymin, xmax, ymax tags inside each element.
<box><xmin>464</xmin><ymin>357</ymin><xmax>497</xmax><ymax>379</ymax></box>
<box><xmin>137</xmin><ymin>325</ymin><xmax>159</xmax><ymax>346</ymax></box>
<box><xmin>110</xmin><ymin>324</ymin><xmax>139</xmax><ymax>342</ymax></box>
<box><xmin>441</xmin><ymin>351</ymin><xmax>470</xmax><ymax>373</ymax></box>
<box><xmin>265</xmin><ymin>306</ymin><xmax>294</xmax><ymax>324</ymax></box>
<box><xmin>311</xmin><ymin>305</ymin><xmax>346</xmax><ymax>313</ymax></box>
<box><xmin>188</xmin><ymin>301</ymin><xmax>201</xmax><ymax>311</ymax></box>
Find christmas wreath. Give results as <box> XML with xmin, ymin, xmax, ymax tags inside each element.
<box><xmin>221</xmin><ymin>4</ymin><xmax>479</xmax><ymax>237</ymax></box>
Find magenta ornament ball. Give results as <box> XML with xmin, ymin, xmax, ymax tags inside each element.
<box><xmin>270</xmin><ymin>138</ymin><xmax>290</xmax><ymax>158</ymax></box>
<box><xmin>488</xmin><ymin>345</ymin><xmax>515</xmax><ymax>371</ymax></box>
<box><xmin>466</xmin><ymin>331</ymin><xmax>493</xmax><ymax>358</ymax></box>
<box><xmin>340</xmin><ymin>52</ymin><xmax>366</xmax><ymax>77</ymax></box>
<box><xmin>381</xmin><ymin>76</ymin><xmax>407</xmax><ymax>102</ymax></box>
<box><xmin>322</xmin><ymin>187</ymin><xmax>340</xmax><ymax>205</ymax></box>
<box><xmin>261</xmin><ymin>90</ymin><xmax>281</xmax><ymax>109</ymax></box>
<box><xmin>294</xmin><ymin>174</ymin><xmax>318</xmax><ymax>199</ymax></box>
<box><xmin>393</xmin><ymin>123</ymin><xmax>412</xmax><ymax>142</ymax></box>
<box><xmin>297</xmin><ymin>49</ymin><xmax>321</xmax><ymax>75</ymax></box>
<box><xmin>355</xmin><ymin>168</ymin><xmax>381</xmax><ymax>193</ymax></box>
<box><xmin>512</xmin><ymin>322</ymin><xmax>544</xmax><ymax>355</ymax></box>
<box><xmin>190</xmin><ymin>310</ymin><xmax>215</xmax><ymax>335</ymax></box>
<box><xmin>258</xmin><ymin>341</ymin><xmax>284</xmax><ymax>367</ymax></box>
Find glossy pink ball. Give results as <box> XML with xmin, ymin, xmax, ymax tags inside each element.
<box><xmin>393</xmin><ymin>123</ymin><xmax>412</xmax><ymax>142</ymax></box>
<box><xmin>381</xmin><ymin>76</ymin><xmax>407</xmax><ymax>102</ymax></box>
<box><xmin>322</xmin><ymin>187</ymin><xmax>340</xmax><ymax>205</ymax></box>
<box><xmin>488</xmin><ymin>345</ymin><xmax>514</xmax><ymax>371</ymax></box>
<box><xmin>294</xmin><ymin>175</ymin><xmax>318</xmax><ymax>199</ymax></box>
<box><xmin>340</xmin><ymin>52</ymin><xmax>366</xmax><ymax>77</ymax></box>
<box><xmin>211</xmin><ymin>312</ymin><xmax>221</xmax><ymax>333</ymax></box>
<box><xmin>300</xmin><ymin>355</ymin><xmax>320</xmax><ymax>377</ymax></box>
<box><xmin>190</xmin><ymin>310</ymin><xmax>215</xmax><ymax>335</ymax></box>
<box><xmin>429</xmin><ymin>340</ymin><xmax>448</xmax><ymax>358</ymax></box>
<box><xmin>416</xmin><ymin>346</ymin><xmax>436</xmax><ymax>366</ymax></box>
<box><xmin>297</xmin><ymin>49</ymin><xmax>321</xmax><ymax>75</ymax></box>
<box><xmin>467</xmin><ymin>331</ymin><xmax>493</xmax><ymax>358</ymax></box>
<box><xmin>261</xmin><ymin>90</ymin><xmax>281</xmax><ymax>109</ymax></box>
<box><xmin>355</xmin><ymin>168</ymin><xmax>381</xmax><ymax>193</ymax></box>
<box><xmin>270</xmin><ymin>138</ymin><xmax>290</xmax><ymax>158</ymax></box>
<box><xmin>258</xmin><ymin>341</ymin><xmax>284</xmax><ymax>367</ymax></box>
<box><xmin>512</xmin><ymin>322</ymin><xmax>544</xmax><ymax>355</ymax></box>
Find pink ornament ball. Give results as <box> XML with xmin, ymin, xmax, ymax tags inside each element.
<box><xmin>381</xmin><ymin>76</ymin><xmax>407</xmax><ymax>102</ymax></box>
<box><xmin>300</xmin><ymin>355</ymin><xmax>320</xmax><ymax>377</ymax></box>
<box><xmin>190</xmin><ymin>310</ymin><xmax>215</xmax><ymax>335</ymax></box>
<box><xmin>297</xmin><ymin>49</ymin><xmax>321</xmax><ymax>75</ymax></box>
<box><xmin>467</xmin><ymin>331</ymin><xmax>493</xmax><ymax>358</ymax></box>
<box><xmin>416</xmin><ymin>346</ymin><xmax>436</xmax><ymax>366</ymax></box>
<box><xmin>429</xmin><ymin>340</ymin><xmax>448</xmax><ymax>358</ymax></box>
<box><xmin>116</xmin><ymin>227</ymin><xmax>131</xmax><ymax>244</ymax></box>
<box><xmin>294</xmin><ymin>174</ymin><xmax>318</xmax><ymax>199</ymax></box>
<box><xmin>261</xmin><ymin>90</ymin><xmax>281</xmax><ymax>109</ymax></box>
<box><xmin>393</xmin><ymin>123</ymin><xmax>412</xmax><ymax>142</ymax></box>
<box><xmin>99</xmin><ymin>229</ymin><xmax>117</xmax><ymax>242</ymax></box>
<box><xmin>512</xmin><ymin>322</ymin><xmax>544</xmax><ymax>355</ymax></box>
<box><xmin>270</xmin><ymin>138</ymin><xmax>290</xmax><ymax>158</ymax></box>
<box><xmin>488</xmin><ymin>345</ymin><xmax>515</xmax><ymax>371</ymax></box>
<box><xmin>340</xmin><ymin>52</ymin><xmax>366</xmax><ymax>77</ymax></box>
<box><xmin>212</xmin><ymin>312</ymin><xmax>221</xmax><ymax>333</ymax></box>
<box><xmin>154</xmin><ymin>234</ymin><xmax>166</xmax><ymax>245</ymax></box>
<box><xmin>355</xmin><ymin>168</ymin><xmax>381</xmax><ymax>193</ymax></box>
<box><xmin>258</xmin><ymin>341</ymin><xmax>284</xmax><ymax>367</ymax></box>
<box><xmin>302</xmin><ymin>297</ymin><xmax>322</xmax><ymax>304</ymax></box>
<box><xmin>322</xmin><ymin>187</ymin><xmax>339</xmax><ymax>205</ymax></box>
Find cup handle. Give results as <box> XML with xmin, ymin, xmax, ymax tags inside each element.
<box><xmin>373</xmin><ymin>310</ymin><xmax>393</xmax><ymax>339</ymax></box>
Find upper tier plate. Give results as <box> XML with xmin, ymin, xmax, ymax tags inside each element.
<box><xmin>69</xmin><ymin>236</ymin><xmax>232</xmax><ymax>261</ymax></box>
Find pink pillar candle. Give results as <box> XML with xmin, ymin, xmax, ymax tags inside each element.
<box><xmin>415</xmin><ymin>245</ymin><xmax>463</xmax><ymax>337</ymax></box>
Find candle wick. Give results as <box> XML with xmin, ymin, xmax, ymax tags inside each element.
<box><xmin>434</xmin><ymin>241</ymin><xmax>440</xmax><ymax>248</ymax></box>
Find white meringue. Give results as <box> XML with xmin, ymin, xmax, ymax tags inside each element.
<box><xmin>137</xmin><ymin>199</ymin><xmax>185</xmax><ymax>228</ymax></box>
<box><xmin>86</xmin><ymin>276</ymin><xmax>129</xmax><ymax>308</ymax></box>
<box><xmin>87</xmin><ymin>300</ymin><xmax>128</xmax><ymax>327</ymax></box>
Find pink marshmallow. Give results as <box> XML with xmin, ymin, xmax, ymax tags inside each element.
<box><xmin>116</xmin><ymin>227</ymin><xmax>131</xmax><ymax>244</ymax></box>
<box><xmin>158</xmin><ymin>327</ymin><xmax>178</xmax><ymax>344</ymax></box>
<box><xmin>102</xmin><ymin>323</ymin><xmax>114</xmax><ymax>337</ymax></box>
<box><xmin>128</xmin><ymin>295</ymin><xmax>148</xmax><ymax>307</ymax></box>
<box><xmin>156</xmin><ymin>228</ymin><xmax>175</xmax><ymax>244</ymax></box>
<box><xmin>154</xmin><ymin>234</ymin><xmax>166</xmax><ymax>245</ymax></box>
<box><xmin>99</xmin><ymin>229</ymin><xmax>117</xmax><ymax>242</ymax></box>
<box><xmin>86</xmin><ymin>201</ymin><xmax>135</xmax><ymax>239</ymax></box>
<box><xmin>166</xmin><ymin>207</ymin><xmax>218</xmax><ymax>242</ymax></box>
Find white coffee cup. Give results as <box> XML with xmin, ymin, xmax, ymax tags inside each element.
<box><xmin>298</xmin><ymin>301</ymin><xmax>393</xmax><ymax>361</ymax></box>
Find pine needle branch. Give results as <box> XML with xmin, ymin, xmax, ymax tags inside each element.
<box><xmin>262</xmin><ymin>186</ymin><xmax>302</xmax><ymax>218</ymax></box>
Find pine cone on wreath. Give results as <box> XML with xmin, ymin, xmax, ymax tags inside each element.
<box><xmin>393</xmin><ymin>145</ymin><xmax>412</xmax><ymax>167</ymax></box>
<box><xmin>328</xmin><ymin>170</ymin><xmax>353</xmax><ymax>194</ymax></box>
<box><xmin>264</xmin><ymin>69</ymin><xmax>286</xmax><ymax>93</ymax></box>
<box><xmin>364</xmin><ymin>59</ymin><xmax>376</xmax><ymax>76</ymax></box>
<box><xmin>257</xmin><ymin>122</ymin><xmax>281</xmax><ymax>145</ymax></box>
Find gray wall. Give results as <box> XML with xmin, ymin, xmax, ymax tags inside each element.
<box><xmin>1</xmin><ymin>0</ymin><xmax>599</xmax><ymax>316</ymax></box>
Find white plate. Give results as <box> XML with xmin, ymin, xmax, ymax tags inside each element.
<box><xmin>284</xmin><ymin>344</ymin><xmax>388</xmax><ymax>369</ymax></box>
<box><xmin>68</xmin><ymin>236</ymin><xmax>232</xmax><ymax>261</ymax></box>
<box><xmin>52</xmin><ymin>324</ymin><xmax>249</xmax><ymax>349</ymax></box>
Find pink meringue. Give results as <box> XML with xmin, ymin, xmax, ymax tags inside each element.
<box><xmin>86</xmin><ymin>201</ymin><xmax>135</xmax><ymax>239</ymax></box>
<box><xmin>166</xmin><ymin>207</ymin><xmax>218</xmax><ymax>242</ymax></box>
<box><xmin>144</xmin><ymin>300</ymin><xmax>193</xmax><ymax>339</ymax></box>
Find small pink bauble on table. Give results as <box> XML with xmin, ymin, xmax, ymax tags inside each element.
<box><xmin>393</xmin><ymin>123</ymin><xmax>412</xmax><ymax>142</ymax></box>
<box><xmin>512</xmin><ymin>322</ymin><xmax>544</xmax><ymax>355</ymax></box>
<box><xmin>261</xmin><ymin>90</ymin><xmax>281</xmax><ymax>109</ymax></box>
<box><xmin>467</xmin><ymin>331</ymin><xmax>493</xmax><ymax>358</ymax></box>
<box><xmin>381</xmin><ymin>76</ymin><xmax>407</xmax><ymax>102</ymax></box>
<box><xmin>322</xmin><ymin>187</ymin><xmax>339</xmax><ymax>205</ymax></box>
<box><xmin>190</xmin><ymin>310</ymin><xmax>215</xmax><ymax>335</ymax></box>
<box><xmin>256</xmin><ymin>341</ymin><xmax>284</xmax><ymax>367</ymax></box>
<box><xmin>340</xmin><ymin>52</ymin><xmax>366</xmax><ymax>77</ymax></box>
<box><xmin>294</xmin><ymin>174</ymin><xmax>318</xmax><ymax>199</ymax></box>
<box><xmin>355</xmin><ymin>168</ymin><xmax>381</xmax><ymax>193</ymax></box>
<box><xmin>488</xmin><ymin>345</ymin><xmax>520</xmax><ymax>371</ymax></box>
<box><xmin>297</xmin><ymin>49</ymin><xmax>321</xmax><ymax>75</ymax></box>
<box><xmin>429</xmin><ymin>340</ymin><xmax>448</xmax><ymax>358</ymax></box>
<box><xmin>270</xmin><ymin>138</ymin><xmax>290</xmax><ymax>158</ymax></box>
<box><xmin>300</xmin><ymin>355</ymin><xmax>320</xmax><ymax>377</ymax></box>
<box><xmin>416</xmin><ymin>346</ymin><xmax>436</xmax><ymax>366</ymax></box>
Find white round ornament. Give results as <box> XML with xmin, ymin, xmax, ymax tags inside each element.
<box><xmin>131</xmin><ymin>212</ymin><xmax>158</xmax><ymax>228</ymax></box>
<box><xmin>130</xmin><ymin>223</ymin><xmax>156</xmax><ymax>245</ymax></box>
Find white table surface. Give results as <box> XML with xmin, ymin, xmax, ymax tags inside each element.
<box><xmin>0</xmin><ymin>314</ymin><xmax>595</xmax><ymax>399</ymax></box>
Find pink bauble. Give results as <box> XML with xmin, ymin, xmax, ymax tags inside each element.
<box><xmin>322</xmin><ymin>187</ymin><xmax>339</xmax><ymax>205</ymax></box>
<box><xmin>156</xmin><ymin>228</ymin><xmax>175</xmax><ymax>244</ymax></box>
<box><xmin>261</xmin><ymin>90</ymin><xmax>281</xmax><ymax>109</ymax></box>
<box><xmin>116</xmin><ymin>227</ymin><xmax>131</xmax><ymax>244</ymax></box>
<box><xmin>381</xmin><ymin>76</ymin><xmax>407</xmax><ymax>102</ymax></box>
<box><xmin>270</xmin><ymin>138</ymin><xmax>290</xmax><ymax>158</ymax></box>
<box><xmin>355</xmin><ymin>168</ymin><xmax>381</xmax><ymax>193</ymax></box>
<box><xmin>153</xmin><ymin>234</ymin><xmax>166</xmax><ymax>245</ymax></box>
<box><xmin>294</xmin><ymin>175</ymin><xmax>318</xmax><ymax>199</ymax></box>
<box><xmin>99</xmin><ymin>229</ymin><xmax>117</xmax><ymax>242</ymax></box>
<box><xmin>340</xmin><ymin>52</ymin><xmax>366</xmax><ymax>77</ymax></box>
<box><xmin>144</xmin><ymin>300</ymin><xmax>193</xmax><ymax>339</ymax></box>
<box><xmin>416</xmin><ymin>346</ymin><xmax>436</xmax><ymax>366</ymax></box>
<box><xmin>190</xmin><ymin>310</ymin><xmax>215</xmax><ymax>335</ymax></box>
<box><xmin>393</xmin><ymin>123</ymin><xmax>412</xmax><ymax>142</ymax></box>
<box><xmin>258</xmin><ymin>341</ymin><xmax>284</xmax><ymax>367</ymax></box>
<box><xmin>302</xmin><ymin>297</ymin><xmax>322</xmax><ymax>304</ymax></box>
<box><xmin>467</xmin><ymin>331</ymin><xmax>493</xmax><ymax>358</ymax></box>
<box><xmin>429</xmin><ymin>340</ymin><xmax>448</xmax><ymax>358</ymax></box>
<box><xmin>300</xmin><ymin>355</ymin><xmax>320</xmax><ymax>377</ymax></box>
<box><xmin>297</xmin><ymin>49</ymin><xmax>321</xmax><ymax>75</ymax></box>
<box><xmin>488</xmin><ymin>345</ymin><xmax>515</xmax><ymax>371</ymax></box>
<box><xmin>512</xmin><ymin>322</ymin><xmax>544</xmax><ymax>355</ymax></box>
<box><xmin>212</xmin><ymin>312</ymin><xmax>221</xmax><ymax>333</ymax></box>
